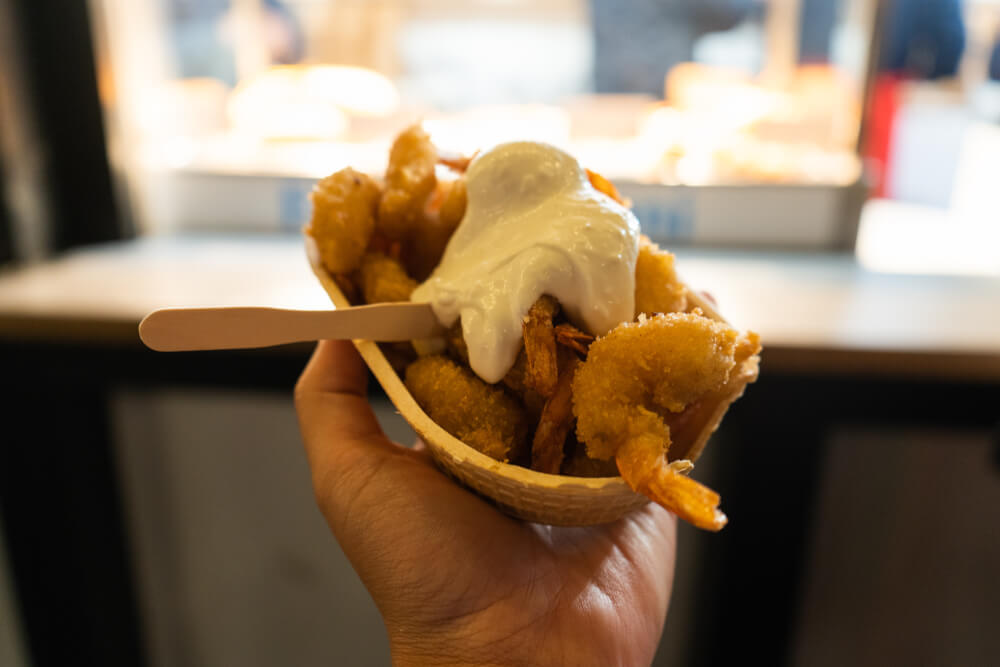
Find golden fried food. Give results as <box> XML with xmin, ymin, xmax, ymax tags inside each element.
<box><xmin>406</xmin><ymin>178</ymin><xmax>466</xmax><ymax>281</ymax></box>
<box><xmin>634</xmin><ymin>236</ymin><xmax>688</xmax><ymax>316</ymax></box>
<box><xmin>616</xmin><ymin>434</ymin><xmax>727</xmax><ymax>531</ymax></box>
<box><xmin>663</xmin><ymin>330</ymin><xmax>762</xmax><ymax>462</ymax></box>
<box><xmin>444</xmin><ymin>320</ymin><xmax>546</xmax><ymax>419</ymax></box>
<box><xmin>571</xmin><ymin>312</ymin><xmax>757</xmax><ymax>530</ymax></box>
<box><xmin>304</xmin><ymin>124</ymin><xmax>762</xmax><ymax>530</ymax></box>
<box><xmin>306</xmin><ymin>168</ymin><xmax>380</xmax><ymax>275</ymax></box>
<box><xmin>330</xmin><ymin>272</ymin><xmax>360</xmax><ymax>305</ymax></box>
<box><xmin>531</xmin><ymin>355</ymin><xmax>580</xmax><ymax>474</ymax></box>
<box><xmin>554</xmin><ymin>323</ymin><xmax>594</xmax><ymax>355</ymax></box>
<box><xmin>438</xmin><ymin>177</ymin><xmax>467</xmax><ymax>230</ymax></box>
<box><xmin>405</xmin><ymin>355</ymin><xmax>528</xmax><ymax>462</ymax></box>
<box><xmin>523</xmin><ymin>296</ymin><xmax>560</xmax><ymax>397</ymax></box>
<box><xmin>560</xmin><ymin>441</ymin><xmax>620</xmax><ymax>477</ymax></box>
<box><xmin>573</xmin><ymin>311</ymin><xmax>743</xmax><ymax>459</ymax></box>
<box><xmin>377</xmin><ymin>124</ymin><xmax>437</xmax><ymax>241</ymax></box>
<box><xmin>438</xmin><ymin>151</ymin><xmax>476</xmax><ymax>173</ymax></box>
<box><xmin>358</xmin><ymin>251</ymin><xmax>418</xmax><ymax>304</ymax></box>
<box><xmin>586</xmin><ymin>168</ymin><xmax>629</xmax><ymax>207</ymax></box>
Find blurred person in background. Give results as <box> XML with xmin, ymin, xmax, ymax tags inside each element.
<box><xmin>881</xmin><ymin>0</ymin><xmax>965</xmax><ymax>79</ymax></box>
<box><xmin>169</xmin><ymin>0</ymin><xmax>303</xmax><ymax>85</ymax></box>
<box><xmin>589</xmin><ymin>0</ymin><xmax>757</xmax><ymax>94</ymax></box>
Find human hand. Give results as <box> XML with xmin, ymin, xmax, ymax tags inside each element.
<box><xmin>295</xmin><ymin>340</ymin><xmax>677</xmax><ymax>666</ymax></box>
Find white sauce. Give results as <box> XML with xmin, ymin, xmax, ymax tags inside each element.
<box><xmin>411</xmin><ymin>141</ymin><xmax>640</xmax><ymax>383</ymax></box>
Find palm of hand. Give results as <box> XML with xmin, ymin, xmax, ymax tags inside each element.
<box><xmin>297</xmin><ymin>341</ymin><xmax>677</xmax><ymax>666</ymax></box>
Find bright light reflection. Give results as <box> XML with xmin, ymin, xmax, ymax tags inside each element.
<box><xmin>856</xmin><ymin>199</ymin><xmax>1000</xmax><ymax>276</ymax></box>
<box><xmin>227</xmin><ymin>65</ymin><xmax>400</xmax><ymax>140</ymax></box>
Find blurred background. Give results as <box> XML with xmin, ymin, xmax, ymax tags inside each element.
<box><xmin>0</xmin><ymin>0</ymin><xmax>998</xmax><ymax>665</ymax></box>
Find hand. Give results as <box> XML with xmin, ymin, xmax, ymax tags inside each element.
<box><xmin>295</xmin><ymin>340</ymin><xmax>677</xmax><ymax>666</ymax></box>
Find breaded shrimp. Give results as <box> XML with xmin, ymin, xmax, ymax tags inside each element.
<box><xmin>530</xmin><ymin>355</ymin><xmax>580</xmax><ymax>474</ymax></box>
<box><xmin>572</xmin><ymin>312</ymin><xmax>756</xmax><ymax>531</ymax></box>
<box><xmin>438</xmin><ymin>177</ymin><xmax>467</xmax><ymax>228</ymax></box>
<box><xmin>405</xmin><ymin>355</ymin><xmax>529</xmax><ymax>462</ymax></box>
<box><xmin>586</xmin><ymin>168</ymin><xmax>629</xmax><ymax>206</ymax></box>
<box><xmin>407</xmin><ymin>177</ymin><xmax>466</xmax><ymax>281</ymax></box>
<box><xmin>444</xmin><ymin>320</ymin><xmax>546</xmax><ymax>419</ymax></box>
<box><xmin>357</xmin><ymin>251</ymin><xmax>418</xmax><ymax>304</ymax></box>
<box><xmin>377</xmin><ymin>124</ymin><xmax>437</xmax><ymax>241</ymax></box>
<box><xmin>574</xmin><ymin>312</ymin><xmax>741</xmax><ymax>460</ymax></box>
<box><xmin>634</xmin><ymin>236</ymin><xmax>688</xmax><ymax>316</ymax></box>
<box><xmin>523</xmin><ymin>295</ymin><xmax>560</xmax><ymax>397</ymax></box>
<box><xmin>616</xmin><ymin>433</ymin><xmax>728</xmax><ymax>531</ymax></box>
<box><xmin>306</xmin><ymin>168</ymin><xmax>380</xmax><ymax>275</ymax></box>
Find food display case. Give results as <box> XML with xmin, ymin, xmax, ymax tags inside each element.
<box><xmin>89</xmin><ymin>0</ymin><xmax>878</xmax><ymax>248</ymax></box>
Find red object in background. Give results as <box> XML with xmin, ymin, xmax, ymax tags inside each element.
<box><xmin>864</xmin><ymin>74</ymin><xmax>902</xmax><ymax>198</ymax></box>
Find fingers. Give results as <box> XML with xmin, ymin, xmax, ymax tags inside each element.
<box><xmin>295</xmin><ymin>340</ymin><xmax>403</xmax><ymax>520</ymax></box>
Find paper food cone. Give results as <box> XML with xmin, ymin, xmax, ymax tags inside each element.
<box><xmin>305</xmin><ymin>237</ymin><xmax>756</xmax><ymax>526</ymax></box>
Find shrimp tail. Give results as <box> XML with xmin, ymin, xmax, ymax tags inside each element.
<box><xmin>616</xmin><ymin>434</ymin><xmax>728</xmax><ymax>532</ymax></box>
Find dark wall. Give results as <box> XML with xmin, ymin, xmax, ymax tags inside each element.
<box><xmin>8</xmin><ymin>0</ymin><xmax>126</xmax><ymax>253</ymax></box>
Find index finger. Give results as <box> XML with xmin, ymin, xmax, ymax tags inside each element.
<box><xmin>294</xmin><ymin>341</ymin><xmax>401</xmax><ymax>516</ymax></box>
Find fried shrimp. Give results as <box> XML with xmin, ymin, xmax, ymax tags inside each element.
<box><xmin>616</xmin><ymin>434</ymin><xmax>727</xmax><ymax>531</ymax></box>
<box><xmin>405</xmin><ymin>355</ymin><xmax>528</xmax><ymax>462</ymax></box>
<box><xmin>634</xmin><ymin>236</ymin><xmax>688</xmax><ymax>316</ymax></box>
<box><xmin>439</xmin><ymin>152</ymin><xmax>476</xmax><ymax>173</ymax></box>
<box><xmin>378</xmin><ymin>124</ymin><xmax>437</xmax><ymax>241</ymax></box>
<box><xmin>572</xmin><ymin>312</ymin><xmax>755</xmax><ymax>531</ymax></box>
<box><xmin>306</xmin><ymin>168</ymin><xmax>380</xmax><ymax>275</ymax></box>
<box><xmin>586</xmin><ymin>168</ymin><xmax>629</xmax><ymax>207</ymax></box>
<box><xmin>407</xmin><ymin>177</ymin><xmax>466</xmax><ymax>281</ymax></box>
<box><xmin>554</xmin><ymin>323</ymin><xmax>594</xmax><ymax>355</ymax></box>
<box><xmin>358</xmin><ymin>251</ymin><xmax>418</xmax><ymax>303</ymax></box>
<box><xmin>444</xmin><ymin>319</ymin><xmax>544</xmax><ymax>415</ymax></box>
<box><xmin>438</xmin><ymin>177</ymin><xmax>467</xmax><ymax>230</ymax></box>
<box><xmin>523</xmin><ymin>296</ymin><xmax>560</xmax><ymax>397</ymax></box>
<box><xmin>530</xmin><ymin>355</ymin><xmax>580</xmax><ymax>474</ymax></box>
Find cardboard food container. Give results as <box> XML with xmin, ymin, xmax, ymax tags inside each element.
<box><xmin>305</xmin><ymin>236</ymin><xmax>757</xmax><ymax>526</ymax></box>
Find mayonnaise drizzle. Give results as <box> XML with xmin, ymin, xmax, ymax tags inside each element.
<box><xmin>411</xmin><ymin>141</ymin><xmax>640</xmax><ymax>383</ymax></box>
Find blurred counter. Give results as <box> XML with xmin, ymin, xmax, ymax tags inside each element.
<box><xmin>0</xmin><ymin>233</ymin><xmax>998</xmax><ymax>379</ymax></box>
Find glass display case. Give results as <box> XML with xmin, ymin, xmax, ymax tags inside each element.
<box><xmin>89</xmin><ymin>0</ymin><xmax>878</xmax><ymax>247</ymax></box>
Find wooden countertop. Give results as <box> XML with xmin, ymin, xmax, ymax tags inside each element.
<box><xmin>1</xmin><ymin>234</ymin><xmax>998</xmax><ymax>380</ymax></box>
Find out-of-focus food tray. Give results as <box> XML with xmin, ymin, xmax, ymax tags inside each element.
<box><xmin>147</xmin><ymin>168</ymin><xmax>867</xmax><ymax>250</ymax></box>
<box><xmin>619</xmin><ymin>179</ymin><xmax>867</xmax><ymax>250</ymax></box>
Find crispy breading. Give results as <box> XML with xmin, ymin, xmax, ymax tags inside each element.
<box><xmin>554</xmin><ymin>323</ymin><xmax>593</xmax><ymax>355</ymax></box>
<box><xmin>445</xmin><ymin>320</ymin><xmax>547</xmax><ymax>419</ymax></box>
<box><xmin>571</xmin><ymin>312</ymin><xmax>759</xmax><ymax>531</ymax></box>
<box><xmin>634</xmin><ymin>236</ymin><xmax>688</xmax><ymax>316</ymax></box>
<box><xmin>357</xmin><ymin>251</ymin><xmax>418</xmax><ymax>304</ymax></box>
<box><xmin>530</xmin><ymin>355</ymin><xmax>580</xmax><ymax>474</ymax></box>
<box><xmin>377</xmin><ymin>124</ymin><xmax>437</xmax><ymax>241</ymax></box>
<box><xmin>306</xmin><ymin>168</ymin><xmax>380</xmax><ymax>275</ymax></box>
<box><xmin>407</xmin><ymin>177</ymin><xmax>466</xmax><ymax>281</ymax></box>
<box><xmin>438</xmin><ymin>176</ymin><xmax>467</xmax><ymax>229</ymax></box>
<box><xmin>573</xmin><ymin>311</ymin><xmax>742</xmax><ymax>461</ymax></box>
<box><xmin>405</xmin><ymin>355</ymin><xmax>529</xmax><ymax>462</ymax></box>
<box><xmin>523</xmin><ymin>296</ymin><xmax>560</xmax><ymax>397</ymax></box>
